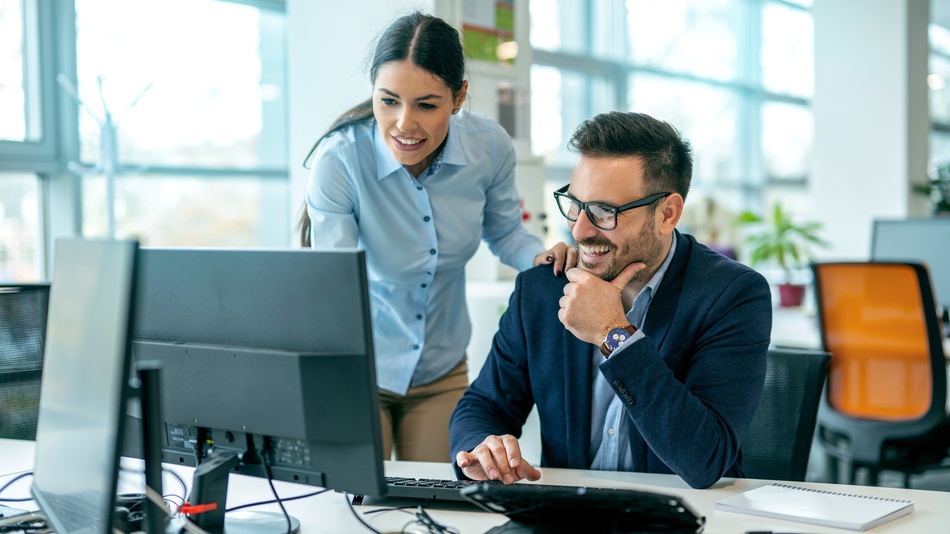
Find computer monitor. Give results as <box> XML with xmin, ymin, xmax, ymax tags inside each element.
<box><xmin>0</xmin><ymin>283</ymin><xmax>49</xmax><ymax>441</ymax></box>
<box><xmin>130</xmin><ymin>248</ymin><xmax>385</xmax><ymax>533</ymax></box>
<box><xmin>871</xmin><ymin>218</ymin><xmax>950</xmax><ymax>321</ymax></box>
<box><xmin>30</xmin><ymin>238</ymin><xmax>139</xmax><ymax>533</ymax></box>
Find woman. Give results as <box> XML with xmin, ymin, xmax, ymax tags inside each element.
<box><xmin>304</xmin><ymin>11</ymin><xmax>574</xmax><ymax>461</ymax></box>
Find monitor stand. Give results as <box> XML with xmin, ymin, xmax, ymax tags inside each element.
<box><xmin>184</xmin><ymin>449</ymin><xmax>301</xmax><ymax>534</ymax></box>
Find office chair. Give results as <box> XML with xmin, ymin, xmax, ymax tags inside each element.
<box><xmin>812</xmin><ymin>262</ymin><xmax>950</xmax><ymax>487</ymax></box>
<box><xmin>0</xmin><ymin>283</ymin><xmax>50</xmax><ymax>440</ymax></box>
<box><xmin>741</xmin><ymin>348</ymin><xmax>831</xmax><ymax>481</ymax></box>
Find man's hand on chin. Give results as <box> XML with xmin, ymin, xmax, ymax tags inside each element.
<box><xmin>557</xmin><ymin>262</ymin><xmax>644</xmax><ymax>344</ymax></box>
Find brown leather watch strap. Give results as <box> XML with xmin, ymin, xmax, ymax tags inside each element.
<box><xmin>599</xmin><ymin>324</ymin><xmax>638</xmax><ymax>358</ymax></box>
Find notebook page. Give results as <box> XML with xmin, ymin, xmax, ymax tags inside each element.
<box><xmin>714</xmin><ymin>483</ymin><xmax>914</xmax><ymax>531</ymax></box>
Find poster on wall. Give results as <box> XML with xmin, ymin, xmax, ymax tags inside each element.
<box><xmin>462</xmin><ymin>0</ymin><xmax>516</xmax><ymax>65</ymax></box>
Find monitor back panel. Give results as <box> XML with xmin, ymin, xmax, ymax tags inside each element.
<box><xmin>130</xmin><ymin>248</ymin><xmax>385</xmax><ymax>496</ymax></box>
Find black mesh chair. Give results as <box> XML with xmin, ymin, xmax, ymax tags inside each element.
<box><xmin>0</xmin><ymin>283</ymin><xmax>50</xmax><ymax>440</ymax></box>
<box><xmin>741</xmin><ymin>348</ymin><xmax>831</xmax><ymax>481</ymax></box>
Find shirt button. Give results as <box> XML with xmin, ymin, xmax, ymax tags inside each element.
<box><xmin>607</xmin><ymin>428</ymin><xmax>615</xmax><ymax>436</ymax></box>
<box><xmin>413</xmin><ymin>344</ymin><xmax>420</xmax><ymax>350</ymax></box>
<box><xmin>416</xmin><ymin>314</ymin><xmax>423</xmax><ymax>320</ymax></box>
<box><xmin>421</xmin><ymin>283</ymin><xmax>427</xmax><ymax>288</ymax></box>
<box><xmin>429</xmin><ymin>249</ymin><xmax>436</xmax><ymax>255</ymax></box>
<box><xmin>416</xmin><ymin>186</ymin><xmax>423</xmax><ymax>191</ymax></box>
<box><xmin>423</xmin><ymin>216</ymin><xmax>431</xmax><ymax>222</ymax></box>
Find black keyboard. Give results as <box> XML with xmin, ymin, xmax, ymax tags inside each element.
<box><xmin>380</xmin><ymin>476</ymin><xmax>500</xmax><ymax>502</ymax></box>
<box><xmin>370</xmin><ymin>478</ymin><xmax>705</xmax><ymax>533</ymax></box>
<box><xmin>460</xmin><ymin>481</ymin><xmax>705</xmax><ymax>533</ymax></box>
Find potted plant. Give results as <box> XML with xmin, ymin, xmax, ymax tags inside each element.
<box><xmin>736</xmin><ymin>202</ymin><xmax>828</xmax><ymax>307</ymax></box>
<box><xmin>913</xmin><ymin>163</ymin><xmax>950</xmax><ymax>215</ymax></box>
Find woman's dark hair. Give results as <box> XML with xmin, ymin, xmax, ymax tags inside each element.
<box><xmin>298</xmin><ymin>12</ymin><xmax>467</xmax><ymax>246</ymax></box>
<box><xmin>302</xmin><ymin>11</ymin><xmax>466</xmax><ymax>169</ymax></box>
<box><xmin>569</xmin><ymin>111</ymin><xmax>693</xmax><ymax>201</ymax></box>
<box><xmin>297</xmin><ymin>204</ymin><xmax>310</xmax><ymax>248</ymax></box>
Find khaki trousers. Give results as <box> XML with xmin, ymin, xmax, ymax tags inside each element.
<box><xmin>377</xmin><ymin>359</ymin><xmax>469</xmax><ymax>461</ymax></box>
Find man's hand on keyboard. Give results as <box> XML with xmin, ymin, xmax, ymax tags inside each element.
<box><xmin>456</xmin><ymin>434</ymin><xmax>542</xmax><ymax>484</ymax></box>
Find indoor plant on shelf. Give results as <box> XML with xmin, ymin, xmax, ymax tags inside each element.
<box><xmin>736</xmin><ymin>202</ymin><xmax>828</xmax><ymax>307</ymax></box>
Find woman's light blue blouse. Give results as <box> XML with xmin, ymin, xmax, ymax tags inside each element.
<box><xmin>306</xmin><ymin>110</ymin><xmax>545</xmax><ymax>395</ymax></box>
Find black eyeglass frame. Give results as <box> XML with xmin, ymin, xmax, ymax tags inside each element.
<box><xmin>553</xmin><ymin>185</ymin><xmax>673</xmax><ymax>231</ymax></box>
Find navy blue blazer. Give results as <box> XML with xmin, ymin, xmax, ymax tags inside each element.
<box><xmin>450</xmin><ymin>231</ymin><xmax>772</xmax><ymax>489</ymax></box>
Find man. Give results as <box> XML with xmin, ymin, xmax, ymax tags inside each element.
<box><xmin>449</xmin><ymin>111</ymin><xmax>772</xmax><ymax>489</ymax></box>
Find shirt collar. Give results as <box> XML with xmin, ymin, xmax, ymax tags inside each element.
<box><xmin>440</xmin><ymin>113</ymin><xmax>467</xmax><ymax>167</ymax></box>
<box><xmin>373</xmin><ymin>125</ymin><xmax>402</xmax><ymax>181</ymax></box>
<box><xmin>646</xmin><ymin>231</ymin><xmax>677</xmax><ymax>292</ymax></box>
<box><xmin>629</xmin><ymin>232</ymin><xmax>678</xmax><ymax>314</ymax></box>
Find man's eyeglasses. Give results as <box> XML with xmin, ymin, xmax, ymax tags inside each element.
<box><xmin>553</xmin><ymin>185</ymin><xmax>672</xmax><ymax>231</ymax></box>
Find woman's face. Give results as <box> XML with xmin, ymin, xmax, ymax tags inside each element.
<box><xmin>373</xmin><ymin>60</ymin><xmax>467</xmax><ymax>178</ymax></box>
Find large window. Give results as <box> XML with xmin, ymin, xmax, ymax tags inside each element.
<box><xmin>0</xmin><ymin>173</ymin><xmax>41</xmax><ymax>281</ymax></box>
<box><xmin>529</xmin><ymin>0</ymin><xmax>813</xmax><ymax>251</ymax></box>
<box><xmin>0</xmin><ymin>0</ymin><xmax>41</xmax><ymax>144</ymax></box>
<box><xmin>0</xmin><ymin>0</ymin><xmax>288</xmax><ymax>281</ymax></box>
<box><xmin>0</xmin><ymin>0</ymin><xmax>49</xmax><ymax>281</ymax></box>
<box><xmin>74</xmin><ymin>0</ymin><xmax>287</xmax><ymax>246</ymax></box>
<box><xmin>930</xmin><ymin>23</ymin><xmax>950</xmax><ymax>175</ymax></box>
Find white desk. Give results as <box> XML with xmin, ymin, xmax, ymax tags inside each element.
<box><xmin>0</xmin><ymin>439</ymin><xmax>33</xmax><ymax>478</ymax></box>
<box><xmin>3</xmin><ymin>439</ymin><xmax>950</xmax><ymax>533</ymax></box>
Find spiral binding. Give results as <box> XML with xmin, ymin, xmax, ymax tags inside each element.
<box><xmin>770</xmin><ymin>483</ymin><xmax>913</xmax><ymax>503</ymax></box>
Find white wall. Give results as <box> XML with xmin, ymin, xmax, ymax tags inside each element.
<box><xmin>286</xmin><ymin>0</ymin><xmax>436</xmax><ymax>239</ymax></box>
<box><xmin>811</xmin><ymin>0</ymin><xmax>930</xmax><ymax>261</ymax></box>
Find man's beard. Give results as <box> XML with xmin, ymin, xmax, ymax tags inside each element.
<box><xmin>577</xmin><ymin>216</ymin><xmax>662</xmax><ymax>283</ymax></box>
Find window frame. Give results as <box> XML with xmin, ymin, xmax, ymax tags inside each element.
<box><xmin>0</xmin><ymin>0</ymin><xmax>289</xmax><ymax>280</ymax></box>
<box><xmin>0</xmin><ymin>0</ymin><xmax>59</xmax><ymax>168</ymax></box>
<box><xmin>529</xmin><ymin>0</ymin><xmax>813</xmax><ymax>215</ymax></box>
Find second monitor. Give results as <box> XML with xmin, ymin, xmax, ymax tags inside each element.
<box><xmin>130</xmin><ymin>248</ymin><xmax>386</xmax><ymax>532</ymax></box>
<box><xmin>871</xmin><ymin>218</ymin><xmax>950</xmax><ymax>328</ymax></box>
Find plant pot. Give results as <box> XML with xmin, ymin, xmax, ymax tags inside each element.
<box><xmin>778</xmin><ymin>283</ymin><xmax>806</xmax><ymax>308</ymax></box>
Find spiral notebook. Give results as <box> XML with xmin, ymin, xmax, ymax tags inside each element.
<box><xmin>714</xmin><ymin>483</ymin><xmax>914</xmax><ymax>531</ymax></box>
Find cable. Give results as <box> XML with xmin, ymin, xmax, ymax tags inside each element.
<box><xmin>347</xmin><ymin>501</ymin><xmax>460</xmax><ymax>534</ymax></box>
<box><xmin>180</xmin><ymin>514</ymin><xmax>214</xmax><ymax>534</ymax></box>
<box><xmin>0</xmin><ymin>518</ymin><xmax>47</xmax><ymax>533</ymax></box>
<box><xmin>260</xmin><ymin>445</ymin><xmax>292</xmax><ymax>534</ymax></box>
<box><xmin>408</xmin><ymin>507</ymin><xmax>459</xmax><ymax>534</ymax></box>
<box><xmin>116</xmin><ymin>461</ymin><xmax>185</xmax><ymax>524</ymax></box>
<box><xmin>225</xmin><ymin>489</ymin><xmax>328</xmax><ymax>513</ymax></box>
<box><xmin>0</xmin><ymin>472</ymin><xmax>33</xmax><ymax>502</ymax></box>
<box><xmin>163</xmin><ymin>492</ymin><xmax>186</xmax><ymax>510</ymax></box>
<box><xmin>344</xmin><ymin>493</ymin><xmax>383</xmax><ymax>534</ymax></box>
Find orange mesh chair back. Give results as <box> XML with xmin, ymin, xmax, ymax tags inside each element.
<box><xmin>817</xmin><ymin>263</ymin><xmax>934</xmax><ymax>420</ymax></box>
<box><xmin>812</xmin><ymin>262</ymin><xmax>948</xmax><ymax>486</ymax></box>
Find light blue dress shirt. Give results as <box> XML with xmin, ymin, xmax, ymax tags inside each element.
<box><xmin>589</xmin><ymin>232</ymin><xmax>677</xmax><ymax>470</ymax></box>
<box><xmin>305</xmin><ymin>110</ymin><xmax>545</xmax><ymax>395</ymax></box>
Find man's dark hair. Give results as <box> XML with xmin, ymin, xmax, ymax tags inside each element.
<box><xmin>568</xmin><ymin>112</ymin><xmax>692</xmax><ymax>201</ymax></box>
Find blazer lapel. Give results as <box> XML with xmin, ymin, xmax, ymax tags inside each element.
<box><xmin>642</xmin><ymin>230</ymin><xmax>689</xmax><ymax>349</ymax></box>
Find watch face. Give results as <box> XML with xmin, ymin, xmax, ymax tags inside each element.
<box><xmin>605</xmin><ymin>327</ymin><xmax>632</xmax><ymax>350</ymax></box>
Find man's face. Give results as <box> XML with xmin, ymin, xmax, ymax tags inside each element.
<box><xmin>566</xmin><ymin>155</ymin><xmax>666</xmax><ymax>283</ymax></box>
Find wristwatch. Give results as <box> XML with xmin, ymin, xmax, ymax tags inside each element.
<box><xmin>600</xmin><ymin>324</ymin><xmax>638</xmax><ymax>358</ymax></box>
